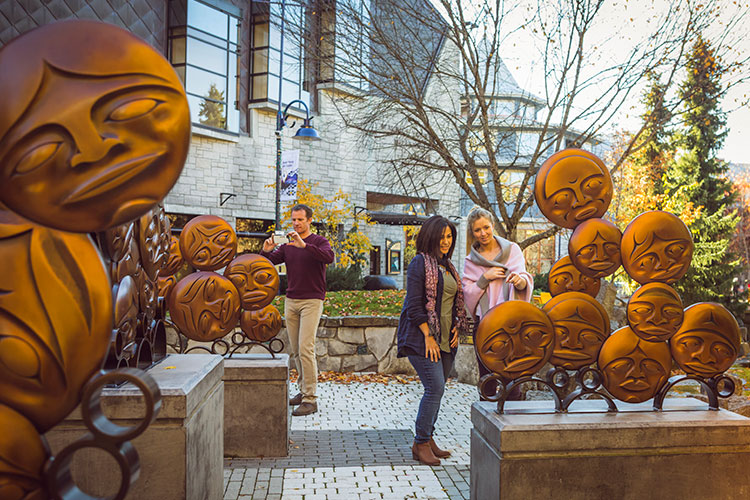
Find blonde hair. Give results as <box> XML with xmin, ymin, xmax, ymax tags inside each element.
<box><xmin>466</xmin><ymin>207</ymin><xmax>496</xmax><ymax>251</ymax></box>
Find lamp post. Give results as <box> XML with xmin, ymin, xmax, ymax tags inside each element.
<box><xmin>274</xmin><ymin>0</ymin><xmax>320</xmax><ymax>230</ymax></box>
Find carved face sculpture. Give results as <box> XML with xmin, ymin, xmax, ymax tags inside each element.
<box><xmin>474</xmin><ymin>301</ymin><xmax>555</xmax><ymax>379</ymax></box>
<box><xmin>156</xmin><ymin>204</ymin><xmax>171</xmax><ymax>269</ymax></box>
<box><xmin>543</xmin><ymin>292</ymin><xmax>610</xmax><ymax>370</ymax></box>
<box><xmin>179</xmin><ymin>215</ymin><xmax>237</xmax><ymax>271</ymax></box>
<box><xmin>0</xmin><ymin>207</ymin><xmax>112</xmax><ymax>432</ymax></box>
<box><xmin>670</xmin><ymin>302</ymin><xmax>741</xmax><ymax>378</ymax></box>
<box><xmin>113</xmin><ymin>275</ymin><xmax>139</xmax><ymax>350</ymax></box>
<box><xmin>548</xmin><ymin>256</ymin><xmax>601</xmax><ymax>297</ymax></box>
<box><xmin>158</xmin><ymin>275</ymin><xmax>177</xmax><ymax>302</ymax></box>
<box><xmin>162</xmin><ymin>235</ymin><xmax>184</xmax><ymax>277</ymax></box>
<box><xmin>138</xmin><ymin>207</ymin><xmax>162</xmax><ymax>281</ymax></box>
<box><xmin>0</xmin><ymin>20</ymin><xmax>190</xmax><ymax>232</ymax></box>
<box><xmin>534</xmin><ymin>149</ymin><xmax>613</xmax><ymax>229</ymax></box>
<box><xmin>224</xmin><ymin>254</ymin><xmax>279</xmax><ymax>310</ymax></box>
<box><xmin>621</xmin><ymin>211</ymin><xmax>693</xmax><ymax>284</ymax></box>
<box><xmin>598</xmin><ymin>326</ymin><xmax>672</xmax><ymax>403</ymax></box>
<box><xmin>0</xmin><ymin>405</ymin><xmax>48</xmax><ymax>500</ymax></box>
<box><xmin>568</xmin><ymin>218</ymin><xmax>622</xmax><ymax>278</ymax></box>
<box><xmin>240</xmin><ymin>305</ymin><xmax>282</xmax><ymax>342</ymax></box>
<box><xmin>101</xmin><ymin>220</ymin><xmax>136</xmax><ymax>263</ymax></box>
<box><xmin>627</xmin><ymin>283</ymin><xmax>683</xmax><ymax>342</ymax></box>
<box><xmin>167</xmin><ymin>271</ymin><xmax>241</xmax><ymax>342</ymax></box>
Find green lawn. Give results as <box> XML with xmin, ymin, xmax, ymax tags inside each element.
<box><xmin>273</xmin><ymin>289</ymin><xmax>405</xmax><ymax>317</ymax></box>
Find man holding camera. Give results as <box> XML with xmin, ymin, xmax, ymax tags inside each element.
<box><xmin>262</xmin><ymin>204</ymin><xmax>334</xmax><ymax>416</ymax></box>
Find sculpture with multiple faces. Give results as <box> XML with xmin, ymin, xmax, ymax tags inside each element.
<box><xmin>160</xmin><ymin>215</ymin><xmax>284</xmax><ymax>353</ymax></box>
<box><xmin>476</xmin><ymin>147</ymin><xmax>742</xmax><ymax>411</ymax></box>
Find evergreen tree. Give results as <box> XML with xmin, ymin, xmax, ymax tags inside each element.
<box><xmin>199</xmin><ymin>83</ymin><xmax>227</xmax><ymax>129</ymax></box>
<box><xmin>665</xmin><ymin>35</ymin><xmax>741</xmax><ymax>311</ymax></box>
<box><xmin>639</xmin><ymin>71</ymin><xmax>672</xmax><ymax>196</ymax></box>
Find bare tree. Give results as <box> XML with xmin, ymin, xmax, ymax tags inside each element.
<box><xmin>287</xmin><ymin>0</ymin><xmax>748</xmax><ymax>248</ymax></box>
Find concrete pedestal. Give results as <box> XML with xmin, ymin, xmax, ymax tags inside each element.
<box><xmin>45</xmin><ymin>354</ymin><xmax>224</xmax><ymax>500</ymax></box>
<box><xmin>471</xmin><ymin>399</ymin><xmax>750</xmax><ymax>500</ymax></box>
<box><xmin>223</xmin><ymin>353</ymin><xmax>290</xmax><ymax>457</ymax></box>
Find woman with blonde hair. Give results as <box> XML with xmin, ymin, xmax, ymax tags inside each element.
<box><xmin>462</xmin><ymin>208</ymin><xmax>533</xmax><ymax>393</ymax></box>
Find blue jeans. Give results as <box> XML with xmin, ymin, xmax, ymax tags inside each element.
<box><xmin>407</xmin><ymin>351</ymin><xmax>454</xmax><ymax>444</ymax></box>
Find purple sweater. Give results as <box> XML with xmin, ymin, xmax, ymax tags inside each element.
<box><xmin>261</xmin><ymin>233</ymin><xmax>334</xmax><ymax>300</ymax></box>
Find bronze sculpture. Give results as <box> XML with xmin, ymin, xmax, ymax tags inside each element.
<box><xmin>240</xmin><ymin>305</ymin><xmax>283</xmax><ymax>342</ymax></box>
<box><xmin>568</xmin><ymin>217</ymin><xmax>622</xmax><ymax>278</ymax></box>
<box><xmin>548</xmin><ymin>255</ymin><xmax>601</xmax><ymax>297</ymax></box>
<box><xmin>162</xmin><ymin>235</ymin><xmax>184</xmax><ymax>277</ymax></box>
<box><xmin>627</xmin><ymin>283</ymin><xmax>684</xmax><ymax>342</ymax></box>
<box><xmin>179</xmin><ymin>215</ymin><xmax>238</xmax><ymax>271</ymax></box>
<box><xmin>224</xmin><ymin>254</ymin><xmax>280</xmax><ymax>310</ymax></box>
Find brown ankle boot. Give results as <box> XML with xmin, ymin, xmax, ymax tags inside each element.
<box><xmin>429</xmin><ymin>437</ymin><xmax>451</xmax><ymax>458</ymax></box>
<box><xmin>412</xmin><ymin>441</ymin><xmax>440</xmax><ymax>466</ymax></box>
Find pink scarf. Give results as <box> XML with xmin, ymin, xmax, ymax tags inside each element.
<box><xmin>421</xmin><ymin>252</ymin><xmax>468</xmax><ymax>343</ymax></box>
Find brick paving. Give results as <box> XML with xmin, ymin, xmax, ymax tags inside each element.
<box><xmin>224</xmin><ymin>378</ymin><xmax>476</xmax><ymax>499</ymax></box>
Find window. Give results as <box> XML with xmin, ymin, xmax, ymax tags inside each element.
<box><xmin>236</xmin><ymin>218</ymin><xmax>274</xmax><ymax>254</ymax></box>
<box><xmin>169</xmin><ymin>0</ymin><xmax>240</xmax><ymax>133</ymax></box>
<box><xmin>250</xmin><ymin>0</ymin><xmax>310</xmax><ymax>109</ymax></box>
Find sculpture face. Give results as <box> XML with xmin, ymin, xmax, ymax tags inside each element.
<box><xmin>598</xmin><ymin>326</ymin><xmax>671</xmax><ymax>403</ymax></box>
<box><xmin>534</xmin><ymin>149</ymin><xmax>613</xmax><ymax>229</ymax></box>
<box><xmin>543</xmin><ymin>292</ymin><xmax>610</xmax><ymax>370</ymax></box>
<box><xmin>162</xmin><ymin>235</ymin><xmax>184</xmax><ymax>276</ymax></box>
<box><xmin>167</xmin><ymin>271</ymin><xmax>241</xmax><ymax>342</ymax></box>
<box><xmin>0</xmin><ymin>405</ymin><xmax>48</xmax><ymax>500</ymax></box>
<box><xmin>0</xmin><ymin>207</ymin><xmax>112</xmax><ymax>432</ymax></box>
<box><xmin>568</xmin><ymin>218</ymin><xmax>622</xmax><ymax>278</ymax></box>
<box><xmin>0</xmin><ymin>21</ymin><xmax>190</xmax><ymax>233</ymax></box>
<box><xmin>179</xmin><ymin>215</ymin><xmax>237</xmax><ymax>271</ymax></box>
<box><xmin>548</xmin><ymin>256</ymin><xmax>601</xmax><ymax>297</ymax></box>
<box><xmin>240</xmin><ymin>305</ymin><xmax>282</xmax><ymax>342</ymax></box>
<box><xmin>627</xmin><ymin>283</ymin><xmax>683</xmax><ymax>341</ymax></box>
<box><xmin>670</xmin><ymin>302</ymin><xmax>741</xmax><ymax>378</ymax></box>
<box><xmin>224</xmin><ymin>254</ymin><xmax>279</xmax><ymax>310</ymax></box>
<box><xmin>157</xmin><ymin>275</ymin><xmax>177</xmax><ymax>301</ymax></box>
<box><xmin>113</xmin><ymin>275</ymin><xmax>139</xmax><ymax>348</ymax></box>
<box><xmin>621</xmin><ymin>211</ymin><xmax>693</xmax><ymax>284</ymax></box>
<box><xmin>138</xmin><ymin>207</ymin><xmax>162</xmax><ymax>281</ymax></box>
<box><xmin>102</xmin><ymin>220</ymin><xmax>136</xmax><ymax>263</ymax></box>
<box><xmin>474</xmin><ymin>301</ymin><xmax>554</xmax><ymax>379</ymax></box>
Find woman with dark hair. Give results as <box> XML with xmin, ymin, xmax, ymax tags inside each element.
<box><xmin>396</xmin><ymin>215</ymin><xmax>468</xmax><ymax>465</ymax></box>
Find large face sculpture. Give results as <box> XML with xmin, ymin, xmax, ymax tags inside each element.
<box><xmin>534</xmin><ymin>149</ymin><xmax>613</xmax><ymax>229</ymax></box>
<box><xmin>670</xmin><ymin>302</ymin><xmax>741</xmax><ymax>378</ymax></box>
<box><xmin>179</xmin><ymin>215</ymin><xmax>237</xmax><ymax>271</ymax></box>
<box><xmin>167</xmin><ymin>271</ymin><xmax>241</xmax><ymax>342</ymax></box>
<box><xmin>474</xmin><ymin>301</ymin><xmax>555</xmax><ymax>379</ymax></box>
<box><xmin>0</xmin><ymin>207</ymin><xmax>112</xmax><ymax>432</ymax></box>
<box><xmin>621</xmin><ymin>211</ymin><xmax>693</xmax><ymax>284</ymax></box>
<box><xmin>543</xmin><ymin>292</ymin><xmax>610</xmax><ymax>370</ymax></box>
<box><xmin>627</xmin><ymin>283</ymin><xmax>683</xmax><ymax>342</ymax></box>
<box><xmin>568</xmin><ymin>218</ymin><xmax>622</xmax><ymax>278</ymax></box>
<box><xmin>548</xmin><ymin>256</ymin><xmax>601</xmax><ymax>297</ymax></box>
<box><xmin>162</xmin><ymin>235</ymin><xmax>184</xmax><ymax>277</ymax></box>
<box><xmin>0</xmin><ymin>20</ymin><xmax>190</xmax><ymax>232</ymax></box>
<box><xmin>224</xmin><ymin>254</ymin><xmax>280</xmax><ymax>310</ymax></box>
<box><xmin>240</xmin><ymin>305</ymin><xmax>283</xmax><ymax>342</ymax></box>
<box><xmin>598</xmin><ymin>326</ymin><xmax>672</xmax><ymax>403</ymax></box>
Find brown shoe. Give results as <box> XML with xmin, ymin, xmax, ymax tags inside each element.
<box><xmin>429</xmin><ymin>437</ymin><xmax>451</xmax><ymax>458</ymax></box>
<box><xmin>292</xmin><ymin>402</ymin><xmax>317</xmax><ymax>416</ymax></box>
<box><xmin>289</xmin><ymin>393</ymin><xmax>303</xmax><ymax>406</ymax></box>
<box><xmin>412</xmin><ymin>441</ymin><xmax>440</xmax><ymax>466</ymax></box>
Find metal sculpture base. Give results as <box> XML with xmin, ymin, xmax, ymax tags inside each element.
<box><xmin>166</xmin><ymin>322</ymin><xmax>284</xmax><ymax>358</ymax></box>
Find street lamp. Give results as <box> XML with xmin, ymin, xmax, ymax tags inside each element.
<box><xmin>274</xmin><ymin>0</ymin><xmax>320</xmax><ymax>231</ymax></box>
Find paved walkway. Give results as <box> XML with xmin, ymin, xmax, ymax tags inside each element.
<box><xmin>224</xmin><ymin>378</ymin><xmax>476</xmax><ymax>499</ymax></box>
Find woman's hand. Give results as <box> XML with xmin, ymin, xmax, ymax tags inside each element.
<box><xmin>507</xmin><ymin>272</ymin><xmax>527</xmax><ymax>290</ymax></box>
<box><xmin>424</xmin><ymin>335</ymin><xmax>441</xmax><ymax>362</ymax></box>
<box><xmin>450</xmin><ymin>327</ymin><xmax>459</xmax><ymax>348</ymax></box>
<box><xmin>483</xmin><ymin>267</ymin><xmax>506</xmax><ymax>281</ymax></box>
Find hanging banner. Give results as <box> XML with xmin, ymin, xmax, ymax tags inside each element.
<box><xmin>280</xmin><ymin>149</ymin><xmax>299</xmax><ymax>202</ymax></box>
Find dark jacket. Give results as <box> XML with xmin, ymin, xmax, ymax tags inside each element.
<box><xmin>396</xmin><ymin>254</ymin><xmax>459</xmax><ymax>358</ymax></box>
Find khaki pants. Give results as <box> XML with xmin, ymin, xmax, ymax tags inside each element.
<box><xmin>285</xmin><ymin>298</ymin><xmax>324</xmax><ymax>404</ymax></box>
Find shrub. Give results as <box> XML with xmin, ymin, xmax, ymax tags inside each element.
<box><xmin>326</xmin><ymin>264</ymin><xmax>364</xmax><ymax>291</ymax></box>
<box><xmin>533</xmin><ymin>271</ymin><xmax>549</xmax><ymax>293</ymax></box>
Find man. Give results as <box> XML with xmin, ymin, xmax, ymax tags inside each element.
<box><xmin>261</xmin><ymin>204</ymin><xmax>334</xmax><ymax>416</ymax></box>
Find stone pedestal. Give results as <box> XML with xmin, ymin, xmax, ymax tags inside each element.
<box><xmin>45</xmin><ymin>354</ymin><xmax>224</xmax><ymax>500</ymax></box>
<box><xmin>223</xmin><ymin>353</ymin><xmax>290</xmax><ymax>457</ymax></box>
<box><xmin>471</xmin><ymin>399</ymin><xmax>750</xmax><ymax>500</ymax></box>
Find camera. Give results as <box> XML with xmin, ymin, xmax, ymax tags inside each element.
<box><xmin>272</xmin><ymin>231</ymin><xmax>289</xmax><ymax>246</ymax></box>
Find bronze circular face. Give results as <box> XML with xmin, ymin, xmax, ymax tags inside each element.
<box><xmin>162</xmin><ymin>235</ymin><xmax>184</xmax><ymax>276</ymax></box>
<box><xmin>113</xmin><ymin>275</ymin><xmax>139</xmax><ymax>349</ymax></box>
<box><xmin>138</xmin><ymin>207</ymin><xmax>162</xmax><ymax>281</ymax></box>
<box><xmin>670</xmin><ymin>302</ymin><xmax>741</xmax><ymax>378</ymax></box>
<box><xmin>240</xmin><ymin>305</ymin><xmax>282</xmax><ymax>342</ymax></box>
<box><xmin>543</xmin><ymin>292</ymin><xmax>610</xmax><ymax>370</ymax></box>
<box><xmin>224</xmin><ymin>254</ymin><xmax>280</xmax><ymax>310</ymax></box>
<box><xmin>101</xmin><ymin>220</ymin><xmax>136</xmax><ymax>263</ymax></box>
<box><xmin>474</xmin><ymin>301</ymin><xmax>555</xmax><ymax>379</ymax></box>
<box><xmin>548</xmin><ymin>256</ymin><xmax>601</xmax><ymax>297</ymax></box>
<box><xmin>158</xmin><ymin>275</ymin><xmax>177</xmax><ymax>301</ymax></box>
<box><xmin>0</xmin><ymin>20</ymin><xmax>190</xmax><ymax>232</ymax></box>
<box><xmin>534</xmin><ymin>148</ymin><xmax>613</xmax><ymax>229</ymax></box>
<box><xmin>598</xmin><ymin>326</ymin><xmax>672</xmax><ymax>403</ymax></box>
<box><xmin>568</xmin><ymin>218</ymin><xmax>622</xmax><ymax>278</ymax></box>
<box><xmin>627</xmin><ymin>283</ymin><xmax>683</xmax><ymax>342</ymax></box>
<box><xmin>167</xmin><ymin>271</ymin><xmax>241</xmax><ymax>342</ymax></box>
<box><xmin>179</xmin><ymin>215</ymin><xmax>237</xmax><ymax>271</ymax></box>
<box><xmin>621</xmin><ymin>211</ymin><xmax>693</xmax><ymax>284</ymax></box>
<box><xmin>0</xmin><ymin>405</ymin><xmax>48</xmax><ymax>499</ymax></box>
<box><xmin>0</xmin><ymin>206</ymin><xmax>112</xmax><ymax>432</ymax></box>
